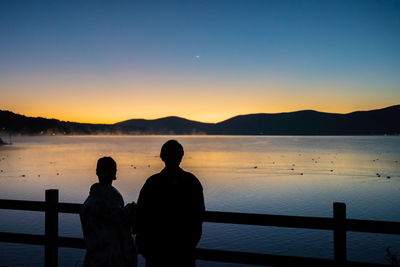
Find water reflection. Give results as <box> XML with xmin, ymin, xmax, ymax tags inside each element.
<box><xmin>0</xmin><ymin>135</ymin><xmax>399</xmax><ymax>266</ymax></box>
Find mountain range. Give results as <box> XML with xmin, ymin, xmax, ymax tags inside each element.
<box><xmin>0</xmin><ymin>105</ymin><xmax>399</xmax><ymax>135</ymax></box>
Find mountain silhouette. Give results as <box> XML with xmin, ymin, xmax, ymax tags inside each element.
<box><xmin>114</xmin><ymin>116</ymin><xmax>211</xmax><ymax>134</ymax></box>
<box><xmin>0</xmin><ymin>105</ymin><xmax>399</xmax><ymax>135</ymax></box>
<box><xmin>212</xmin><ymin>105</ymin><xmax>400</xmax><ymax>135</ymax></box>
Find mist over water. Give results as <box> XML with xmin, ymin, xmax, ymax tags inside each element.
<box><xmin>1</xmin><ymin>135</ymin><xmax>400</xmax><ymax>266</ymax></box>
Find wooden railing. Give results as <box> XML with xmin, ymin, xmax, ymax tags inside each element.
<box><xmin>1</xmin><ymin>189</ymin><xmax>399</xmax><ymax>266</ymax></box>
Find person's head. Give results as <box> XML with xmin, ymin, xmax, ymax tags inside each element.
<box><xmin>160</xmin><ymin>140</ymin><xmax>184</xmax><ymax>168</ymax></box>
<box><xmin>96</xmin><ymin>156</ymin><xmax>117</xmax><ymax>184</ymax></box>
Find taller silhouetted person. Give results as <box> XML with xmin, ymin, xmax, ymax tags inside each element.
<box><xmin>137</xmin><ymin>140</ymin><xmax>205</xmax><ymax>267</ymax></box>
<box><xmin>80</xmin><ymin>157</ymin><xmax>137</xmax><ymax>267</ymax></box>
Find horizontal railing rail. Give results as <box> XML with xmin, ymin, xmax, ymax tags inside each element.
<box><xmin>2</xmin><ymin>199</ymin><xmax>399</xmax><ymax>235</ymax></box>
<box><xmin>1</xmin><ymin>189</ymin><xmax>398</xmax><ymax>267</ymax></box>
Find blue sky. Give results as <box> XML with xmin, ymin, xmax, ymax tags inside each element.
<box><xmin>0</xmin><ymin>0</ymin><xmax>399</xmax><ymax>123</ymax></box>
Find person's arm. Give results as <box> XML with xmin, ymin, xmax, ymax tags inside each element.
<box><xmin>135</xmin><ymin>180</ymin><xmax>150</xmax><ymax>255</ymax></box>
<box><xmin>192</xmin><ymin>179</ymin><xmax>205</xmax><ymax>247</ymax></box>
<box><xmin>91</xmin><ymin>197</ymin><xmax>134</xmax><ymax>227</ymax></box>
<box><xmin>126</xmin><ymin>201</ymin><xmax>137</xmax><ymax>233</ymax></box>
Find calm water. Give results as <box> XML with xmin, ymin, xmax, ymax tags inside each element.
<box><xmin>1</xmin><ymin>135</ymin><xmax>400</xmax><ymax>266</ymax></box>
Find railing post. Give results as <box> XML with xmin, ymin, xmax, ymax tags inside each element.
<box><xmin>333</xmin><ymin>202</ymin><xmax>347</xmax><ymax>266</ymax></box>
<box><xmin>45</xmin><ymin>189</ymin><xmax>59</xmax><ymax>267</ymax></box>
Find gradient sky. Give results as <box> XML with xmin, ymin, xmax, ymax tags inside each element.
<box><xmin>1</xmin><ymin>0</ymin><xmax>399</xmax><ymax>123</ymax></box>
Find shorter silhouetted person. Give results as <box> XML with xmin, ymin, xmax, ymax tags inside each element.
<box><xmin>136</xmin><ymin>140</ymin><xmax>205</xmax><ymax>267</ymax></box>
<box><xmin>80</xmin><ymin>157</ymin><xmax>137</xmax><ymax>267</ymax></box>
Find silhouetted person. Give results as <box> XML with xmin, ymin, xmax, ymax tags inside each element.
<box><xmin>136</xmin><ymin>140</ymin><xmax>205</xmax><ymax>267</ymax></box>
<box><xmin>80</xmin><ymin>157</ymin><xmax>137</xmax><ymax>267</ymax></box>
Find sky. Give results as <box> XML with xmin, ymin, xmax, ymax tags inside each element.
<box><xmin>0</xmin><ymin>0</ymin><xmax>399</xmax><ymax>123</ymax></box>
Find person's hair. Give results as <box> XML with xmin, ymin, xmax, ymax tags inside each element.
<box><xmin>96</xmin><ymin>156</ymin><xmax>117</xmax><ymax>176</ymax></box>
<box><xmin>160</xmin><ymin>140</ymin><xmax>184</xmax><ymax>162</ymax></box>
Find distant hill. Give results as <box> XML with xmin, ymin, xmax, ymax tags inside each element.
<box><xmin>0</xmin><ymin>110</ymin><xmax>111</xmax><ymax>135</ymax></box>
<box><xmin>212</xmin><ymin>105</ymin><xmax>400</xmax><ymax>135</ymax></box>
<box><xmin>114</xmin><ymin>116</ymin><xmax>212</xmax><ymax>134</ymax></box>
<box><xmin>0</xmin><ymin>105</ymin><xmax>399</xmax><ymax>135</ymax></box>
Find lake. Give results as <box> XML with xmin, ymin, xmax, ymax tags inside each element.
<box><xmin>1</xmin><ymin>135</ymin><xmax>399</xmax><ymax>266</ymax></box>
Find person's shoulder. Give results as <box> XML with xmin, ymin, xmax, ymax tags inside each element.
<box><xmin>147</xmin><ymin>172</ymin><xmax>163</xmax><ymax>181</ymax></box>
<box><xmin>80</xmin><ymin>184</ymin><xmax>99</xmax><ymax>213</ymax></box>
<box><xmin>181</xmin><ymin>170</ymin><xmax>203</xmax><ymax>188</ymax></box>
<box><xmin>181</xmin><ymin>169</ymin><xmax>196</xmax><ymax>179</ymax></box>
<box><xmin>143</xmin><ymin>172</ymin><xmax>163</xmax><ymax>186</ymax></box>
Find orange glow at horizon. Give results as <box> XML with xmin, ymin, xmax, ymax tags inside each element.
<box><xmin>2</xmin><ymin>98</ymin><xmax>397</xmax><ymax>125</ymax></box>
<box><xmin>1</xmin><ymin>75</ymin><xmax>398</xmax><ymax>124</ymax></box>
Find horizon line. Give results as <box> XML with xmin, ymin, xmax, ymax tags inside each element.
<box><xmin>2</xmin><ymin>104</ymin><xmax>398</xmax><ymax>125</ymax></box>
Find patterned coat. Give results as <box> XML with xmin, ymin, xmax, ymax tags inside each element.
<box><xmin>80</xmin><ymin>183</ymin><xmax>137</xmax><ymax>267</ymax></box>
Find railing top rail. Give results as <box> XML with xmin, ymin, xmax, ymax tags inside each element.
<box><xmin>1</xmin><ymin>198</ymin><xmax>400</xmax><ymax>235</ymax></box>
<box><xmin>0</xmin><ymin>199</ymin><xmax>46</xmax><ymax>212</ymax></box>
<box><xmin>205</xmin><ymin>210</ymin><xmax>334</xmax><ymax>230</ymax></box>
